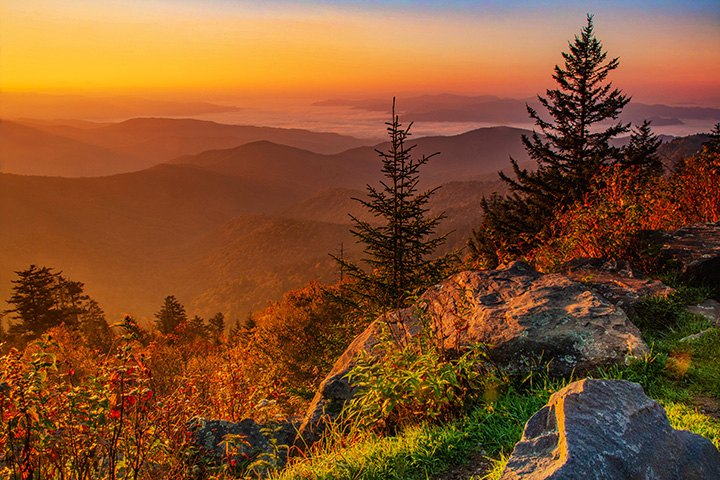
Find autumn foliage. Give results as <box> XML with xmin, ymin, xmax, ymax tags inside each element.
<box><xmin>528</xmin><ymin>147</ymin><xmax>720</xmax><ymax>271</ymax></box>
<box><xmin>0</xmin><ymin>278</ymin><xmax>366</xmax><ymax>479</ymax></box>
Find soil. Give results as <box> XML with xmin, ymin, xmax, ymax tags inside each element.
<box><xmin>430</xmin><ymin>448</ymin><xmax>495</xmax><ymax>480</ymax></box>
<box><xmin>692</xmin><ymin>395</ymin><xmax>720</xmax><ymax>420</ymax></box>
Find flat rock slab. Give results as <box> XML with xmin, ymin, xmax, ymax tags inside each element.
<box><xmin>686</xmin><ymin>299</ymin><xmax>720</xmax><ymax>327</ymax></box>
<box><xmin>500</xmin><ymin>379</ymin><xmax>720</xmax><ymax>480</ymax></box>
<box><xmin>638</xmin><ymin>222</ymin><xmax>720</xmax><ymax>284</ymax></box>
<box><xmin>559</xmin><ymin>257</ymin><xmax>675</xmax><ymax>315</ymax></box>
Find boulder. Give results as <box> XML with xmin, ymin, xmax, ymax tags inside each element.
<box><xmin>187</xmin><ymin>417</ymin><xmax>297</xmax><ymax>472</ymax></box>
<box><xmin>559</xmin><ymin>257</ymin><xmax>675</xmax><ymax>315</ymax></box>
<box><xmin>638</xmin><ymin>222</ymin><xmax>720</xmax><ymax>284</ymax></box>
<box><xmin>499</xmin><ymin>379</ymin><xmax>720</xmax><ymax>480</ymax></box>
<box><xmin>295</xmin><ymin>261</ymin><xmax>648</xmax><ymax>449</ymax></box>
<box><xmin>418</xmin><ymin>262</ymin><xmax>648</xmax><ymax>376</ymax></box>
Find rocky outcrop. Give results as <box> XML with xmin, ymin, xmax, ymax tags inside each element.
<box><xmin>295</xmin><ymin>261</ymin><xmax>648</xmax><ymax>449</ymax></box>
<box><xmin>417</xmin><ymin>261</ymin><xmax>648</xmax><ymax>375</ymax></box>
<box><xmin>559</xmin><ymin>257</ymin><xmax>675</xmax><ymax>315</ymax></box>
<box><xmin>499</xmin><ymin>379</ymin><xmax>720</xmax><ymax>480</ymax></box>
<box><xmin>187</xmin><ymin>417</ymin><xmax>297</xmax><ymax>472</ymax></box>
<box><xmin>638</xmin><ymin>222</ymin><xmax>720</xmax><ymax>283</ymax></box>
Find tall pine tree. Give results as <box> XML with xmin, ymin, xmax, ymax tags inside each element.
<box><xmin>208</xmin><ymin>312</ymin><xmax>225</xmax><ymax>343</ymax></box>
<box><xmin>154</xmin><ymin>295</ymin><xmax>188</xmax><ymax>335</ymax></box>
<box><xmin>470</xmin><ymin>14</ymin><xmax>631</xmax><ymax>266</ymax></box>
<box><xmin>333</xmin><ymin>100</ymin><xmax>455</xmax><ymax>311</ymax></box>
<box><xmin>5</xmin><ymin>265</ymin><xmax>61</xmax><ymax>338</ymax></box>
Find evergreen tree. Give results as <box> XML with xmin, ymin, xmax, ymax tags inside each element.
<box><xmin>470</xmin><ymin>15</ymin><xmax>631</xmax><ymax>266</ymax></box>
<box><xmin>56</xmin><ymin>277</ymin><xmax>89</xmax><ymax>329</ymax></box>
<box><xmin>187</xmin><ymin>315</ymin><xmax>208</xmax><ymax>339</ymax></box>
<box><xmin>5</xmin><ymin>265</ymin><xmax>62</xmax><ymax>338</ymax></box>
<box><xmin>621</xmin><ymin>120</ymin><xmax>663</xmax><ymax>176</ymax></box>
<box><xmin>4</xmin><ymin>265</ymin><xmax>108</xmax><ymax>342</ymax></box>
<box><xmin>78</xmin><ymin>299</ymin><xmax>111</xmax><ymax>347</ymax></box>
<box><xmin>208</xmin><ymin>312</ymin><xmax>225</xmax><ymax>342</ymax></box>
<box><xmin>333</xmin><ymin>100</ymin><xmax>455</xmax><ymax>311</ymax></box>
<box><xmin>154</xmin><ymin>295</ymin><xmax>187</xmax><ymax>335</ymax></box>
<box><xmin>704</xmin><ymin>123</ymin><xmax>720</xmax><ymax>155</ymax></box>
<box><xmin>228</xmin><ymin>317</ymin><xmax>249</xmax><ymax>340</ymax></box>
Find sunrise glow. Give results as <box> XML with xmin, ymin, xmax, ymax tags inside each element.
<box><xmin>2</xmin><ymin>0</ymin><xmax>719</xmax><ymax>103</ymax></box>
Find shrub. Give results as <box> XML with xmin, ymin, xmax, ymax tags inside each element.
<box><xmin>253</xmin><ymin>282</ymin><xmax>364</xmax><ymax>391</ymax></box>
<box><xmin>528</xmin><ymin>148</ymin><xmax>720</xmax><ymax>271</ymax></box>
<box><xmin>342</xmin><ymin>298</ymin><xmax>502</xmax><ymax>434</ymax></box>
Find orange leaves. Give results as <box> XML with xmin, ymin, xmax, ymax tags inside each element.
<box><xmin>528</xmin><ymin>149</ymin><xmax>720</xmax><ymax>272</ymax></box>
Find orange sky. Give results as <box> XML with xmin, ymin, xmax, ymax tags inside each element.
<box><xmin>1</xmin><ymin>0</ymin><xmax>719</xmax><ymax>104</ymax></box>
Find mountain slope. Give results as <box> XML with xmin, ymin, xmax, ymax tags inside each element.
<box><xmin>173</xmin><ymin>126</ymin><xmax>535</xmax><ymax>192</ymax></box>
<box><xmin>0</xmin><ymin>120</ymin><xmax>152</xmax><ymax>176</ymax></box>
<box><xmin>173</xmin><ymin>141</ymin><xmax>379</xmax><ymax>196</ymax></box>
<box><xmin>28</xmin><ymin>117</ymin><xmax>373</xmax><ymax>162</ymax></box>
<box><xmin>0</xmin><ymin>164</ymin><xmax>304</xmax><ymax>321</ymax></box>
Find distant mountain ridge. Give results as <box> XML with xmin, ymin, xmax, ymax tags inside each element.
<box><xmin>0</xmin><ymin>116</ymin><xmax>711</xmax><ymax>326</ymax></box>
<box><xmin>2</xmin><ymin>117</ymin><xmax>374</xmax><ymax>178</ymax></box>
<box><xmin>170</xmin><ymin>125</ymin><xmax>534</xmax><ymax>190</ymax></box>
<box><xmin>314</xmin><ymin>94</ymin><xmax>720</xmax><ymax>129</ymax></box>
<box><xmin>0</xmin><ymin>120</ymin><xmax>153</xmax><ymax>177</ymax></box>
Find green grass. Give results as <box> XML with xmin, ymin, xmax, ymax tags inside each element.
<box><xmin>270</xmin><ymin>289</ymin><xmax>720</xmax><ymax>480</ymax></box>
<box><xmin>273</xmin><ymin>379</ymin><xmax>561</xmax><ymax>480</ymax></box>
<box><xmin>626</xmin><ymin>292</ymin><xmax>720</xmax><ymax>400</ymax></box>
<box><xmin>664</xmin><ymin>401</ymin><xmax>720</xmax><ymax>449</ymax></box>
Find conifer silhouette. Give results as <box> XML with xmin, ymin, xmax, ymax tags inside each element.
<box><xmin>334</xmin><ymin>99</ymin><xmax>454</xmax><ymax>311</ymax></box>
<box><xmin>470</xmin><ymin>14</ymin><xmax>632</xmax><ymax>266</ymax></box>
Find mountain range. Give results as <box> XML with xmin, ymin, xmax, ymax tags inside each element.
<box><xmin>316</xmin><ymin>94</ymin><xmax>720</xmax><ymax>128</ymax></box>
<box><xmin>1</xmin><ymin>117</ymin><xmax>374</xmax><ymax>177</ymax></box>
<box><xmin>0</xmin><ymin>122</ymin><xmax>526</xmax><ymax>324</ymax></box>
<box><xmin>0</xmin><ymin>107</ymin><xmax>711</xmax><ymax>326</ymax></box>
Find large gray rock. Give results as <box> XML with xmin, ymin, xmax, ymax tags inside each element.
<box><xmin>420</xmin><ymin>261</ymin><xmax>648</xmax><ymax>376</ymax></box>
<box><xmin>187</xmin><ymin>417</ymin><xmax>297</xmax><ymax>473</ymax></box>
<box><xmin>295</xmin><ymin>262</ymin><xmax>648</xmax><ymax>449</ymax></box>
<box><xmin>499</xmin><ymin>379</ymin><xmax>720</xmax><ymax>480</ymax></box>
<box><xmin>559</xmin><ymin>257</ymin><xmax>676</xmax><ymax>315</ymax></box>
<box><xmin>638</xmin><ymin>222</ymin><xmax>720</xmax><ymax>284</ymax></box>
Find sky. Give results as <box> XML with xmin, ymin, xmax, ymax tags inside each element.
<box><xmin>1</xmin><ymin>0</ymin><xmax>719</xmax><ymax>105</ymax></box>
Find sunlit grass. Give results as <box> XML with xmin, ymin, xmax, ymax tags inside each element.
<box><xmin>274</xmin><ymin>379</ymin><xmax>559</xmax><ymax>480</ymax></box>
<box><xmin>664</xmin><ymin>401</ymin><xmax>720</xmax><ymax>449</ymax></box>
<box><xmin>275</xmin><ymin>290</ymin><xmax>720</xmax><ymax>480</ymax></box>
